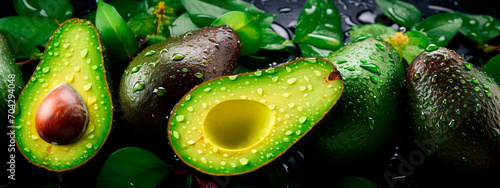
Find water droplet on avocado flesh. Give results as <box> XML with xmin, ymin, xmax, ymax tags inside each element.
<box><xmin>13</xmin><ymin>19</ymin><xmax>113</xmax><ymax>172</ymax></box>
<box><xmin>406</xmin><ymin>47</ymin><xmax>500</xmax><ymax>174</ymax></box>
<box><xmin>168</xmin><ymin>57</ymin><xmax>343</xmax><ymax>175</ymax></box>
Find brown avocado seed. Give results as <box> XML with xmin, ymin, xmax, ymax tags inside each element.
<box><xmin>35</xmin><ymin>83</ymin><xmax>89</xmax><ymax>145</ymax></box>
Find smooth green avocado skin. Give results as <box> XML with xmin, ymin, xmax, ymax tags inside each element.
<box><xmin>0</xmin><ymin>33</ymin><xmax>24</xmax><ymax>126</ymax></box>
<box><xmin>305</xmin><ymin>37</ymin><xmax>405</xmax><ymax>166</ymax></box>
<box><xmin>406</xmin><ymin>47</ymin><xmax>500</xmax><ymax>174</ymax></box>
<box><xmin>13</xmin><ymin>19</ymin><xmax>113</xmax><ymax>171</ymax></box>
<box><xmin>119</xmin><ymin>26</ymin><xmax>240</xmax><ymax>144</ymax></box>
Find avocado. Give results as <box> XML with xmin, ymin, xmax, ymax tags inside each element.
<box><xmin>168</xmin><ymin>57</ymin><xmax>344</xmax><ymax>175</ymax></box>
<box><xmin>119</xmin><ymin>26</ymin><xmax>240</xmax><ymax>142</ymax></box>
<box><xmin>304</xmin><ymin>37</ymin><xmax>405</xmax><ymax>166</ymax></box>
<box><xmin>13</xmin><ymin>18</ymin><xmax>113</xmax><ymax>171</ymax></box>
<box><xmin>406</xmin><ymin>47</ymin><xmax>500</xmax><ymax>174</ymax></box>
<box><xmin>1</xmin><ymin>33</ymin><xmax>24</xmax><ymax>125</ymax></box>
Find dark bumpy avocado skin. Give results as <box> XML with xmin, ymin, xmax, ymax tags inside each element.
<box><xmin>0</xmin><ymin>33</ymin><xmax>24</xmax><ymax>125</ymax></box>
<box><xmin>305</xmin><ymin>37</ymin><xmax>405</xmax><ymax>166</ymax></box>
<box><xmin>119</xmin><ymin>26</ymin><xmax>240</xmax><ymax>138</ymax></box>
<box><xmin>406</xmin><ymin>47</ymin><xmax>500</xmax><ymax>174</ymax></box>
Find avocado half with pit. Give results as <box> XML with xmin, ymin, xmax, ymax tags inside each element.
<box><xmin>13</xmin><ymin>18</ymin><xmax>113</xmax><ymax>171</ymax></box>
<box><xmin>168</xmin><ymin>57</ymin><xmax>344</xmax><ymax>175</ymax></box>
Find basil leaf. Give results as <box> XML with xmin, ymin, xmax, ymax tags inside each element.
<box><xmin>212</xmin><ymin>11</ymin><xmax>262</xmax><ymax>56</ymax></box>
<box><xmin>415</xmin><ymin>12</ymin><xmax>463</xmax><ymax>46</ymax></box>
<box><xmin>294</xmin><ymin>0</ymin><xmax>342</xmax><ymax>57</ymax></box>
<box><xmin>13</xmin><ymin>0</ymin><xmax>73</xmax><ymax>24</ymax></box>
<box><xmin>260</xmin><ymin>28</ymin><xmax>286</xmax><ymax>51</ymax></box>
<box><xmin>0</xmin><ymin>30</ymin><xmax>40</xmax><ymax>59</ymax></box>
<box><xmin>482</xmin><ymin>54</ymin><xmax>500</xmax><ymax>83</ymax></box>
<box><xmin>95</xmin><ymin>147</ymin><xmax>170</xmax><ymax>188</ymax></box>
<box><xmin>402</xmin><ymin>30</ymin><xmax>429</xmax><ymax>64</ymax></box>
<box><xmin>375</xmin><ymin>0</ymin><xmax>421</xmax><ymax>28</ymax></box>
<box><xmin>96</xmin><ymin>0</ymin><xmax>138</xmax><ymax>62</ymax></box>
<box><xmin>0</xmin><ymin>16</ymin><xmax>59</xmax><ymax>46</ymax></box>
<box><xmin>458</xmin><ymin>12</ymin><xmax>500</xmax><ymax>44</ymax></box>
<box><xmin>349</xmin><ymin>23</ymin><xmax>398</xmax><ymax>40</ymax></box>
<box><xmin>171</xmin><ymin>12</ymin><xmax>199</xmax><ymax>37</ymax></box>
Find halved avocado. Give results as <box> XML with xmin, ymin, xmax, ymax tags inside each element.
<box><xmin>168</xmin><ymin>57</ymin><xmax>344</xmax><ymax>175</ymax></box>
<box><xmin>13</xmin><ymin>18</ymin><xmax>113</xmax><ymax>171</ymax></box>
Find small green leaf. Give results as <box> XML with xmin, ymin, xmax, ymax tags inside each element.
<box><xmin>13</xmin><ymin>0</ymin><xmax>73</xmax><ymax>24</ymax></box>
<box><xmin>349</xmin><ymin>23</ymin><xmax>398</xmax><ymax>40</ymax></box>
<box><xmin>171</xmin><ymin>12</ymin><xmax>199</xmax><ymax>37</ymax></box>
<box><xmin>458</xmin><ymin>12</ymin><xmax>500</xmax><ymax>44</ymax></box>
<box><xmin>260</xmin><ymin>28</ymin><xmax>286</xmax><ymax>51</ymax></box>
<box><xmin>415</xmin><ymin>12</ymin><xmax>463</xmax><ymax>46</ymax></box>
<box><xmin>200</xmin><ymin>0</ymin><xmax>276</xmax><ymax>29</ymax></box>
<box><xmin>212</xmin><ymin>11</ymin><xmax>262</xmax><ymax>56</ymax></box>
<box><xmin>96</xmin><ymin>0</ymin><xmax>138</xmax><ymax>62</ymax></box>
<box><xmin>0</xmin><ymin>16</ymin><xmax>59</xmax><ymax>46</ymax></box>
<box><xmin>402</xmin><ymin>30</ymin><xmax>429</xmax><ymax>64</ymax></box>
<box><xmin>181</xmin><ymin>0</ymin><xmax>229</xmax><ymax>27</ymax></box>
<box><xmin>375</xmin><ymin>0</ymin><xmax>421</xmax><ymax>28</ymax></box>
<box><xmin>95</xmin><ymin>147</ymin><xmax>170</xmax><ymax>188</ymax></box>
<box><xmin>0</xmin><ymin>30</ymin><xmax>41</xmax><ymax>59</ymax></box>
<box><xmin>294</xmin><ymin>0</ymin><xmax>343</xmax><ymax>57</ymax></box>
<box><xmin>482</xmin><ymin>54</ymin><xmax>500</xmax><ymax>83</ymax></box>
<box><xmin>127</xmin><ymin>12</ymin><xmax>158</xmax><ymax>38</ymax></box>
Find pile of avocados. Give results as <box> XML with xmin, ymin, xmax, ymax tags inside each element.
<box><xmin>4</xmin><ymin>9</ymin><xmax>499</xmax><ymax>188</ymax></box>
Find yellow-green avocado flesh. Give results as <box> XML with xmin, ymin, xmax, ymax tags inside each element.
<box><xmin>13</xmin><ymin>18</ymin><xmax>113</xmax><ymax>171</ymax></box>
<box><xmin>168</xmin><ymin>57</ymin><xmax>344</xmax><ymax>175</ymax></box>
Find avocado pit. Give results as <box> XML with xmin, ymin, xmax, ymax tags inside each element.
<box><xmin>35</xmin><ymin>82</ymin><xmax>89</xmax><ymax>145</ymax></box>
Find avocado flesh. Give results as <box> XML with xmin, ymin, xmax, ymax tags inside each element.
<box><xmin>305</xmin><ymin>37</ymin><xmax>405</xmax><ymax>166</ymax></box>
<box><xmin>1</xmin><ymin>33</ymin><xmax>24</xmax><ymax>125</ymax></box>
<box><xmin>168</xmin><ymin>57</ymin><xmax>344</xmax><ymax>176</ymax></box>
<box><xmin>406</xmin><ymin>47</ymin><xmax>500</xmax><ymax>174</ymax></box>
<box><xmin>119</xmin><ymin>26</ymin><xmax>240</xmax><ymax>140</ymax></box>
<box><xmin>14</xmin><ymin>19</ymin><xmax>113</xmax><ymax>171</ymax></box>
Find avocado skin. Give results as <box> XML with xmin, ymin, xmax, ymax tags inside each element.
<box><xmin>119</xmin><ymin>26</ymin><xmax>240</xmax><ymax>140</ymax></box>
<box><xmin>406</xmin><ymin>47</ymin><xmax>500</xmax><ymax>174</ymax></box>
<box><xmin>0</xmin><ymin>33</ymin><xmax>24</xmax><ymax>125</ymax></box>
<box><xmin>304</xmin><ymin>37</ymin><xmax>405</xmax><ymax>166</ymax></box>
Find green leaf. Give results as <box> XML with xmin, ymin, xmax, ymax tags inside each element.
<box><xmin>402</xmin><ymin>30</ymin><xmax>429</xmax><ymax>64</ymax></box>
<box><xmin>170</xmin><ymin>12</ymin><xmax>199</xmax><ymax>37</ymax></box>
<box><xmin>482</xmin><ymin>54</ymin><xmax>500</xmax><ymax>83</ymax></box>
<box><xmin>96</xmin><ymin>0</ymin><xmax>138</xmax><ymax>62</ymax></box>
<box><xmin>349</xmin><ymin>23</ymin><xmax>397</xmax><ymax>40</ymax></box>
<box><xmin>95</xmin><ymin>147</ymin><xmax>170</xmax><ymax>188</ymax></box>
<box><xmin>200</xmin><ymin>0</ymin><xmax>276</xmax><ymax>29</ymax></box>
<box><xmin>181</xmin><ymin>0</ymin><xmax>229</xmax><ymax>27</ymax></box>
<box><xmin>375</xmin><ymin>0</ymin><xmax>421</xmax><ymax>28</ymax></box>
<box><xmin>458</xmin><ymin>12</ymin><xmax>500</xmax><ymax>44</ymax></box>
<box><xmin>415</xmin><ymin>12</ymin><xmax>463</xmax><ymax>46</ymax></box>
<box><xmin>260</xmin><ymin>28</ymin><xmax>286</xmax><ymax>50</ymax></box>
<box><xmin>212</xmin><ymin>11</ymin><xmax>262</xmax><ymax>56</ymax></box>
<box><xmin>294</xmin><ymin>0</ymin><xmax>343</xmax><ymax>57</ymax></box>
<box><xmin>127</xmin><ymin>12</ymin><xmax>158</xmax><ymax>38</ymax></box>
<box><xmin>0</xmin><ymin>30</ymin><xmax>41</xmax><ymax>59</ymax></box>
<box><xmin>13</xmin><ymin>0</ymin><xmax>73</xmax><ymax>24</ymax></box>
<box><xmin>0</xmin><ymin>16</ymin><xmax>59</xmax><ymax>46</ymax></box>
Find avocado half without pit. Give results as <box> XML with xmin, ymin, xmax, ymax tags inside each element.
<box><xmin>14</xmin><ymin>18</ymin><xmax>113</xmax><ymax>171</ymax></box>
<box><xmin>168</xmin><ymin>57</ymin><xmax>344</xmax><ymax>175</ymax></box>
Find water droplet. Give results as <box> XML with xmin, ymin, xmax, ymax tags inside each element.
<box><xmin>299</xmin><ymin>117</ymin><xmax>307</xmax><ymax>124</ymax></box>
<box><xmin>24</xmin><ymin>147</ymin><xmax>30</xmax><ymax>152</ymax></box>
<box><xmin>485</xmin><ymin>90</ymin><xmax>492</xmax><ymax>98</ymax></box>
<box><xmin>337</xmin><ymin>60</ymin><xmax>348</xmax><ymax>64</ymax></box>
<box><xmin>173</xmin><ymin>53</ymin><xmax>185</xmax><ymax>60</ymax></box>
<box><xmin>63</xmin><ymin>43</ymin><xmax>70</xmax><ymax>49</ymax></box>
<box><xmin>203</xmin><ymin>87</ymin><xmax>212</xmax><ymax>92</ymax></box>
<box><xmin>144</xmin><ymin>50</ymin><xmax>156</xmax><ymax>57</ymax></box>
<box><xmin>187</xmin><ymin>140</ymin><xmax>195</xmax><ymax>145</ymax></box>
<box><xmin>471</xmin><ymin>78</ymin><xmax>479</xmax><ymax>85</ymax></box>
<box><xmin>367</xmin><ymin>117</ymin><xmax>375</xmax><ymax>131</ymax></box>
<box><xmin>182</xmin><ymin>68</ymin><xmax>189</xmax><ymax>72</ymax></box>
<box><xmin>42</xmin><ymin>67</ymin><xmax>50</xmax><ymax>74</ymax></box>
<box><xmin>253</xmin><ymin>71</ymin><xmax>263</xmax><ymax>77</ymax></box>
<box><xmin>65</xmin><ymin>75</ymin><xmax>74</xmax><ymax>83</ymax></box>
<box><xmin>287</xmin><ymin>78</ymin><xmax>297</xmax><ymax>84</ymax></box>
<box><xmin>483</xmin><ymin>84</ymin><xmax>490</xmax><ymax>90</ymax></box>
<box><xmin>265</xmin><ymin>68</ymin><xmax>275</xmax><ymax>74</ymax></box>
<box><xmin>463</xmin><ymin>62</ymin><xmax>472</xmax><ymax>71</ymax></box>
<box><xmin>86</xmin><ymin>143</ymin><xmax>92</xmax><ymax>149</ymax></box>
<box><xmin>272</xmin><ymin>76</ymin><xmax>279</xmax><ymax>82</ymax></box>
<box><xmin>195</xmin><ymin>73</ymin><xmax>203</xmax><ymax>78</ymax></box>
<box><xmin>257</xmin><ymin>88</ymin><xmax>263</xmax><ymax>95</ymax></box>
<box><xmin>239</xmin><ymin>158</ymin><xmax>249</xmax><ymax>165</ymax></box>
<box><xmin>131</xmin><ymin>65</ymin><xmax>141</xmax><ymax>73</ymax></box>
<box><xmin>375</xmin><ymin>43</ymin><xmax>385</xmax><ymax>51</ymax></box>
<box><xmin>282</xmin><ymin>93</ymin><xmax>290</xmax><ymax>98</ymax></box>
<box><xmin>81</xmin><ymin>49</ymin><xmax>88</xmax><ymax>58</ymax></box>
<box><xmin>449</xmin><ymin>119</ymin><xmax>455</xmax><ymax>127</ymax></box>
<box><xmin>278</xmin><ymin>7</ymin><xmax>293</xmax><ymax>14</ymax></box>
<box><xmin>92</xmin><ymin>65</ymin><xmax>98</xmax><ymax>70</ymax></box>
<box><xmin>185</xmin><ymin>94</ymin><xmax>192</xmax><ymax>101</ymax></box>
<box><xmin>172</xmin><ymin>131</ymin><xmax>180</xmax><ymax>139</ymax></box>
<box><xmin>83</xmin><ymin>83</ymin><xmax>92</xmax><ymax>91</ymax></box>
<box><xmin>176</xmin><ymin>115</ymin><xmax>185</xmax><ymax>122</ymax></box>
<box><xmin>153</xmin><ymin>87</ymin><xmax>166</xmax><ymax>96</ymax></box>
<box><xmin>373</xmin><ymin>96</ymin><xmax>379</xmax><ymax>105</ymax></box>
<box><xmin>425</xmin><ymin>44</ymin><xmax>439</xmax><ymax>52</ymax></box>
<box><xmin>359</xmin><ymin>63</ymin><xmax>380</xmax><ymax>74</ymax></box>
<box><xmin>133</xmin><ymin>81</ymin><xmax>144</xmax><ymax>92</ymax></box>
<box><xmin>74</xmin><ymin>66</ymin><xmax>80</xmax><ymax>72</ymax></box>
<box><xmin>229</xmin><ymin>75</ymin><xmax>238</xmax><ymax>80</ymax></box>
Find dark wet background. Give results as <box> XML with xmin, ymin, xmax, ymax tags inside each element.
<box><xmin>2</xmin><ymin>0</ymin><xmax>499</xmax><ymax>187</ymax></box>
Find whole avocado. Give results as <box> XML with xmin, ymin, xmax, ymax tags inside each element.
<box><xmin>119</xmin><ymin>26</ymin><xmax>241</xmax><ymax>143</ymax></box>
<box><xmin>406</xmin><ymin>47</ymin><xmax>500</xmax><ymax>174</ymax></box>
<box><xmin>0</xmin><ymin>33</ymin><xmax>24</xmax><ymax>126</ymax></box>
<box><xmin>304</xmin><ymin>37</ymin><xmax>405</xmax><ymax>167</ymax></box>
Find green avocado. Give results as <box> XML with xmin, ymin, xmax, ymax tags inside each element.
<box><xmin>168</xmin><ymin>57</ymin><xmax>344</xmax><ymax>175</ymax></box>
<box><xmin>119</xmin><ymin>26</ymin><xmax>240</xmax><ymax>141</ymax></box>
<box><xmin>1</xmin><ymin>33</ymin><xmax>24</xmax><ymax>125</ymax></box>
<box><xmin>406</xmin><ymin>47</ymin><xmax>500</xmax><ymax>174</ymax></box>
<box><xmin>304</xmin><ymin>37</ymin><xmax>405</xmax><ymax>166</ymax></box>
<box><xmin>13</xmin><ymin>18</ymin><xmax>113</xmax><ymax>171</ymax></box>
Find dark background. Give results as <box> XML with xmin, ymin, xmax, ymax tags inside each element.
<box><xmin>2</xmin><ymin>0</ymin><xmax>499</xmax><ymax>187</ymax></box>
